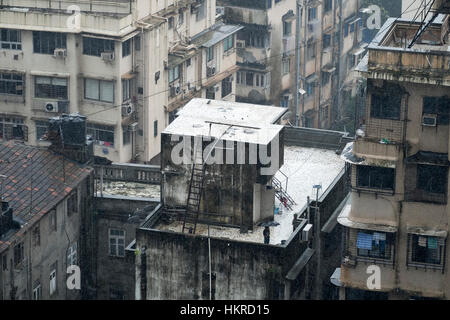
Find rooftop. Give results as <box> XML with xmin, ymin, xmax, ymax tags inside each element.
<box><xmin>163</xmin><ymin>98</ymin><xmax>287</xmax><ymax>145</ymax></box>
<box><xmin>0</xmin><ymin>142</ymin><xmax>92</xmax><ymax>252</ymax></box>
<box><xmin>154</xmin><ymin>144</ymin><xmax>345</xmax><ymax>245</ymax></box>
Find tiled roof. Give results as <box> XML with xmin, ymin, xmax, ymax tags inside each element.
<box><xmin>0</xmin><ymin>141</ymin><xmax>92</xmax><ymax>253</ymax></box>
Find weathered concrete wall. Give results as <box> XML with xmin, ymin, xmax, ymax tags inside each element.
<box><xmin>95</xmin><ymin>195</ymin><xmax>159</xmax><ymax>300</ymax></box>
<box><xmin>136</xmin><ymin>225</ymin><xmax>310</xmax><ymax>300</ymax></box>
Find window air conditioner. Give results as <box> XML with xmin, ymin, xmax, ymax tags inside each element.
<box><xmin>53</xmin><ymin>48</ymin><xmax>67</xmax><ymax>58</ymax></box>
<box><xmin>101</xmin><ymin>51</ymin><xmax>115</xmax><ymax>62</ymax></box>
<box><xmin>422</xmin><ymin>114</ymin><xmax>437</xmax><ymax>126</ymax></box>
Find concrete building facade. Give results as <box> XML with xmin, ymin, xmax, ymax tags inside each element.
<box><xmin>0</xmin><ymin>0</ymin><xmax>241</xmax><ymax>164</ymax></box>
<box><xmin>337</xmin><ymin>8</ymin><xmax>450</xmax><ymax>299</ymax></box>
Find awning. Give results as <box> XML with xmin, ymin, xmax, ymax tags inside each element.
<box><xmin>191</xmin><ymin>23</ymin><xmax>243</xmax><ymax>48</ymax></box>
<box><xmin>322</xmin><ymin>64</ymin><xmax>336</xmax><ymax>73</ymax></box>
<box><xmin>352</xmin><ymin>47</ymin><xmax>366</xmax><ymax>56</ymax></box>
<box><xmin>330</xmin><ymin>268</ymin><xmax>342</xmax><ymax>287</ymax></box>
<box><xmin>340</xmin><ymin>142</ymin><xmax>397</xmax><ymax>168</ymax></box>
<box><xmin>406</xmin><ymin>151</ymin><xmax>450</xmax><ymax>166</ymax></box>
<box><xmin>282</xmin><ymin>10</ymin><xmax>296</xmax><ymax>22</ymax></box>
<box><xmin>121</xmin><ymin>72</ymin><xmax>137</xmax><ymax>80</ymax></box>
<box><xmin>407</xmin><ymin>225</ymin><xmax>448</xmax><ymax>238</ymax></box>
<box><xmin>337</xmin><ymin>201</ymin><xmax>398</xmax><ymax>233</ymax></box>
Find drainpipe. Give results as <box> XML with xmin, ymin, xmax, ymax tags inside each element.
<box><xmin>294</xmin><ymin>0</ymin><xmax>302</xmax><ymax>126</ymax></box>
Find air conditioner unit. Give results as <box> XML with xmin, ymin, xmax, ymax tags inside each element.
<box><xmin>122</xmin><ymin>103</ymin><xmax>134</xmax><ymax>116</ymax></box>
<box><xmin>44</xmin><ymin>101</ymin><xmax>58</xmax><ymax>113</ymax></box>
<box><xmin>301</xmin><ymin>223</ymin><xmax>313</xmax><ymax>241</ymax></box>
<box><xmin>101</xmin><ymin>51</ymin><xmax>115</xmax><ymax>62</ymax></box>
<box><xmin>53</xmin><ymin>48</ymin><xmax>67</xmax><ymax>58</ymax></box>
<box><xmin>207</xmin><ymin>67</ymin><xmax>216</xmax><ymax>77</ymax></box>
<box><xmin>236</xmin><ymin>40</ymin><xmax>246</xmax><ymax>48</ymax></box>
<box><xmin>422</xmin><ymin>114</ymin><xmax>437</xmax><ymax>126</ymax></box>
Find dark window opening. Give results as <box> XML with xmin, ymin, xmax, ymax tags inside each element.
<box><xmin>33</xmin><ymin>31</ymin><xmax>66</xmax><ymax>54</ymax></box>
<box><xmin>417</xmin><ymin>164</ymin><xmax>447</xmax><ymax>194</ymax></box>
<box><xmin>221</xmin><ymin>76</ymin><xmax>232</xmax><ymax>98</ymax></box>
<box><xmin>356</xmin><ymin>165</ymin><xmax>395</xmax><ymax>190</ymax></box>
<box><xmin>83</xmin><ymin>37</ymin><xmax>114</xmax><ymax>57</ymax></box>
<box><xmin>423</xmin><ymin>96</ymin><xmax>449</xmax><ymax>125</ymax></box>
<box><xmin>370</xmin><ymin>93</ymin><xmax>401</xmax><ymax>120</ymax></box>
<box><xmin>411</xmin><ymin>234</ymin><xmax>443</xmax><ymax>265</ymax></box>
<box><xmin>122</xmin><ymin>38</ymin><xmax>131</xmax><ymax>57</ymax></box>
<box><xmin>356</xmin><ymin>230</ymin><xmax>393</xmax><ymax>260</ymax></box>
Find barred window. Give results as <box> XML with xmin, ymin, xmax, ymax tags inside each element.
<box><xmin>409</xmin><ymin>234</ymin><xmax>445</xmax><ymax>266</ymax></box>
<box><xmin>370</xmin><ymin>93</ymin><xmax>401</xmax><ymax>120</ymax></box>
<box><xmin>0</xmin><ymin>117</ymin><xmax>27</xmax><ymax>141</ymax></box>
<box><xmin>33</xmin><ymin>31</ymin><xmax>66</xmax><ymax>54</ymax></box>
<box><xmin>87</xmin><ymin>123</ymin><xmax>115</xmax><ymax>147</ymax></box>
<box><xmin>0</xmin><ymin>29</ymin><xmax>21</xmax><ymax>50</ymax></box>
<box><xmin>417</xmin><ymin>164</ymin><xmax>447</xmax><ymax>194</ymax></box>
<box><xmin>83</xmin><ymin>37</ymin><xmax>114</xmax><ymax>57</ymax></box>
<box><xmin>356</xmin><ymin>165</ymin><xmax>395</xmax><ymax>191</ymax></box>
<box><xmin>0</xmin><ymin>73</ymin><xmax>24</xmax><ymax>96</ymax></box>
<box><xmin>35</xmin><ymin>76</ymin><xmax>68</xmax><ymax>100</ymax></box>
<box><xmin>423</xmin><ymin>96</ymin><xmax>450</xmax><ymax>125</ymax></box>
<box><xmin>35</xmin><ymin>120</ymin><xmax>48</xmax><ymax>141</ymax></box>
<box><xmin>356</xmin><ymin>230</ymin><xmax>393</xmax><ymax>260</ymax></box>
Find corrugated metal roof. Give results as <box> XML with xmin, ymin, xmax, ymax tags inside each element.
<box><xmin>0</xmin><ymin>142</ymin><xmax>92</xmax><ymax>252</ymax></box>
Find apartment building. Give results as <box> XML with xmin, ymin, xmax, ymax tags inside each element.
<box><xmin>0</xmin><ymin>132</ymin><xmax>95</xmax><ymax>300</ymax></box>
<box><xmin>337</xmin><ymin>6</ymin><xmax>450</xmax><ymax>299</ymax></box>
<box><xmin>0</xmin><ymin>0</ymin><xmax>241</xmax><ymax>163</ymax></box>
<box><xmin>218</xmin><ymin>0</ymin><xmax>364</xmax><ymax>130</ymax></box>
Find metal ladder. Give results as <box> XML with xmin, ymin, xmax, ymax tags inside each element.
<box><xmin>272</xmin><ymin>176</ymin><xmax>296</xmax><ymax>210</ymax></box>
<box><xmin>182</xmin><ymin>139</ymin><xmax>206</xmax><ymax>234</ymax></box>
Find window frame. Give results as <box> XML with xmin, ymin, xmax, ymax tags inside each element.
<box><xmin>87</xmin><ymin>123</ymin><xmax>115</xmax><ymax>147</ymax></box>
<box><xmin>33</xmin><ymin>31</ymin><xmax>66</xmax><ymax>55</ymax></box>
<box><xmin>109</xmin><ymin>228</ymin><xmax>126</xmax><ymax>258</ymax></box>
<box><xmin>84</xmin><ymin>78</ymin><xmax>115</xmax><ymax>103</ymax></box>
<box><xmin>0</xmin><ymin>72</ymin><xmax>24</xmax><ymax>96</ymax></box>
<box><xmin>35</xmin><ymin>76</ymin><xmax>68</xmax><ymax>100</ymax></box>
<box><xmin>0</xmin><ymin>29</ymin><xmax>22</xmax><ymax>50</ymax></box>
<box><xmin>356</xmin><ymin>230</ymin><xmax>394</xmax><ymax>261</ymax></box>
<box><xmin>82</xmin><ymin>37</ymin><xmax>115</xmax><ymax>57</ymax></box>
<box><xmin>408</xmin><ymin>234</ymin><xmax>446</xmax><ymax>269</ymax></box>
<box><xmin>122</xmin><ymin>38</ymin><xmax>131</xmax><ymax>57</ymax></box>
<box><xmin>370</xmin><ymin>93</ymin><xmax>402</xmax><ymax>120</ymax></box>
<box><xmin>356</xmin><ymin>165</ymin><xmax>395</xmax><ymax>191</ymax></box>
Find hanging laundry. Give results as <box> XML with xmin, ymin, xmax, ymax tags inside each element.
<box><xmin>418</xmin><ymin>236</ymin><xmax>427</xmax><ymax>247</ymax></box>
<box><xmin>428</xmin><ymin>237</ymin><xmax>438</xmax><ymax>249</ymax></box>
<box><xmin>357</xmin><ymin>232</ymin><xmax>373</xmax><ymax>250</ymax></box>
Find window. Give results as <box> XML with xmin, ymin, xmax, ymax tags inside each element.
<box><xmin>168</xmin><ymin>17</ymin><xmax>174</xmax><ymax>29</ymax></box>
<box><xmin>344</xmin><ymin>23</ymin><xmax>349</xmax><ymax>37</ymax></box>
<box><xmin>281</xmin><ymin>95</ymin><xmax>289</xmax><ymax>108</ymax></box>
<box><xmin>236</xmin><ymin>71</ymin><xmax>244</xmax><ymax>85</ymax></box>
<box><xmin>223</xmin><ymin>35</ymin><xmax>234</xmax><ymax>52</ymax></box>
<box><xmin>306</xmin><ymin>80</ymin><xmax>315</xmax><ymax>97</ymax></box>
<box><xmin>35</xmin><ymin>76</ymin><xmax>68</xmax><ymax>100</ymax></box>
<box><xmin>323</xmin><ymin>33</ymin><xmax>331</xmax><ymax>49</ymax></box>
<box><xmin>221</xmin><ymin>75</ymin><xmax>232</xmax><ymax>98</ymax></box>
<box><xmin>417</xmin><ymin>164</ymin><xmax>448</xmax><ymax>194</ymax></box>
<box><xmin>49</xmin><ymin>263</ymin><xmax>57</xmax><ymax>296</ymax></box>
<box><xmin>283</xmin><ymin>21</ymin><xmax>292</xmax><ymax>36</ymax></box>
<box><xmin>67</xmin><ymin>242</ymin><xmax>77</xmax><ymax>266</ymax></box>
<box><xmin>49</xmin><ymin>209</ymin><xmax>57</xmax><ymax>232</ymax></box>
<box><xmin>87</xmin><ymin>123</ymin><xmax>115</xmax><ymax>147</ymax></box>
<box><xmin>246</xmin><ymin>72</ymin><xmax>254</xmax><ymax>86</ymax></box>
<box><xmin>206</xmin><ymin>86</ymin><xmax>215</xmax><ymax>100</ymax></box>
<box><xmin>0</xmin><ymin>72</ymin><xmax>24</xmax><ymax>96</ymax></box>
<box><xmin>266</xmin><ymin>0</ymin><xmax>272</xmax><ymax>8</ymax></box>
<box><xmin>0</xmin><ymin>29</ymin><xmax>21</xmax><ymax>50</ymax></box>
<box><xmin>308</xmin><ymin>7</ymin><xmax>317</xmax><ymax>21</ymax></box>
<box><xmin>122</xmin><ymin>38</ymin><xmax>131</xmax><ymax>57</ymax></box>
<box><xmin>206</xmin><ymin>46</ymin><xmax>214</xmax><ymax>62</ymax></box>
<box><xmin>321</xmin><ymin>72</ymin><xmax>330</xmax><ymax>87</ymax></box>
<box><xmin>123</xmin><ymin>128</ymin><xmax>130</xmax><ymax>145</ymax></box>
<box><xmin>0</xmin><ymin>117</ymin><xmax>27</xmax><ymax>141</ymax></box>
<box><xmin>122</xmin><ymin>79</ymin><xmax>131</xmax><ymax>102</ymax></box>
<box><xmin>255</xmin><ymin>74</ymin><xmax>265</xmax><ymax>88</ymax></box>
<box><xmin>14</xmin><ymin>243</ymin><xmax>24</xmax><ymax>267</ymax></box>
<box><xmin>84</xmin><ymin>78</ymin><xmax>114</xmax><ymax>103</ymax></box>
<box><xmin>67</xmin><ymin>190</ymin><xmax>78</xmax><ymax>215</ymax></box>
<box><xmin>370</xmin><ymin>93</ymin><xmax>401</xmax><ymax>120</ymax></box>
<box><xmin>33</xmin><ymin>224</ymin><xmax>40</xmax><ymax>247</ymax></box>
<box><xmin>33</xmin><ymin>283</ymin><xmax>41</xmax><ymax>300</ymax></box>
<box><xmin>169</xmin><ymin>65</ymin><xmax>180</xmax><ymax>83</ymax></box>
<box><xmin>35</xmin><ymin>121</ymin><xmax>48</xmax><ymax>141</ymax></box>
<box><xmin>423</xmin><ymin>96</ymin><xmax>450</xmax><ymax>125</ymax></box>
<box><xmin>109</xmin><ymin>229</ymin><xmax>125</xmax><ymax>257</ymax></box>
<box><xmin>324</xmin><ymin>0</ymin><xmax>332</xmax><ymax>12</ymax></box>
<box><xmin>33</xmin><ymin>31</ymin><xmax>66</xmax><ymax>54</ymax></box>
<box><xmin>134</xmin><ymin>36</ymin><xmax>141</xmax><ymax>51</ymax></box>
<box><xmin>356</xmin><ymin>230</ymin><xmax>393</xmax><ymax>260</ymax></box>
<box><xmin>410</xmin><ymin>234</ymin><xmax>444</xmax><ymax>265</ymax></box>
<box><xmin>249</xmin><ymin>33</ymin><xmax>266</xmax><ymax>48</ymax></box>
<box><xmin>357</xmin><ymin>165</ymin><xmax>395</xmax><ymax>190</ymax></box>
<box><xmin>154</xmin><ymin>120</ymin><xmax>158</xmax><ymax>137</ymax></box>
<box><xmin>306</xmin><ymin>41</ymin><xmax>316</xmax><ymax>60</ymax></box>
<box><xmin>195</xmin><ymin>0</ymin><xmax>206</xmax><ymax>21</ymax></box>
<box><xmin>178</xmin><ymin>10</ymin><xmax>184</xmax><ymax>26</ymax></box>
<box><xmin>282</xmin><ymin>59</ymin><xmax>290</xmax><ymax>74</ymax></box>
<box><xmin>186</xmin><ymin>58</ymin><xmax>191</xmax><ymax>67</ymax></box>
<box><xmin>82</xmin><ymin>37</ymin><xmax>114</xmax><ymax>57</ymax></box>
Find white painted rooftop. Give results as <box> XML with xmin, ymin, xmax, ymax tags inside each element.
<box><xmin>162</xmin><ymin>98</ymin><xmax>286</xmax><ymax>145</ymax></box>
<box><xmin>157</xmin><ymin>145</ymin><xmax>345</xmax><ymax>245</ymax></box>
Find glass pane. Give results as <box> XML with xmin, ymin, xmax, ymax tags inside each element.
<box><xmin>85</xmin><ymin>79</ymin><xmax>99</xmax><ymax>100</ymax></box>
<box><xmin>100</xmin><ymin>81</ymin><xmax>114</xmax><ymax>103</ymax></box>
